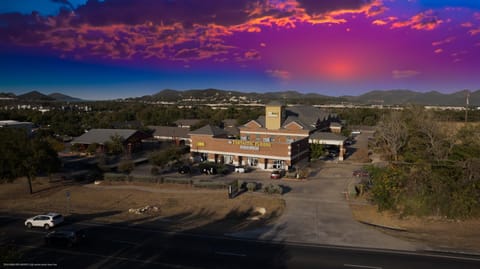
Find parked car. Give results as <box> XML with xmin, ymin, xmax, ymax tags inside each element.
<box><xmin>25</xmin><ymin>213</ymin><xmax>64</xmax><ymax>230</ymax></box>
<box><xmin>177</xmin><ymin>165</ymin><xmax>191</xmax><ymax>174</ymax></box>
<box><xmin>235</xmin><ymin>166</ymin><xmax>247</xmax><ymax>173</ymax></box>
<box><xmin>353</xmin><ymin>170</ymin><xmax>369</xmax><ymax>177</ymax></box>
<box><xmin>44</xmin><ymin>228</ymin><xmax>87</xmax><ymax>247</ymax></box>
<box><xmin>270</xmin><ymin>170</ymin><xmax>283</xmax><ymax>179</ymax></box>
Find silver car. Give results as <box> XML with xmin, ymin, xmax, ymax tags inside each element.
<box><xmin>25</xmin><ymin>213</ymin><xmax>64</xmax><ymax>230</ymax></box>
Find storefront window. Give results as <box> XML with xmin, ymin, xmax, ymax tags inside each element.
<box><xmin>273</xmin><ymin>160</ymin><xmax>284</xmax><ymax>169</ymax></box>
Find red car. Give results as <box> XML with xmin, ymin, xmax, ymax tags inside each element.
<box><xmin>270</xmin><ymin>170</ymin><xmax>282</xmax><ymax>179</ymax></box>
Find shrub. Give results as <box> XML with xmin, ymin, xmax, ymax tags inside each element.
<box><xmin>193</xmin><ymin>181</ymin><xmax>227</xmax><ymax>189</ymax></box>
<box><xmin>263</xmin><ymin>183</ymin><xmax>282</xmax><ymax>195</ymax></box>
<box><xmin>129</xmin><ymin>175</ymin><xmax>162</xmax><ymax>183</ymax></box>
<box><xmin>246</xmin><ymin>182</ymin><xmax>257</xmax><ymax>192</ymax></box>
<box><xmin>118</xmin><ymin>159</ymin><xmax>134</xmax><ymax>173</ymax></box>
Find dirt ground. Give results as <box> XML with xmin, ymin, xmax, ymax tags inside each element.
<box><xmin>350</xmin><ymin>201</ymin><xmax>480</xmax><ymax>253</ymax></box>
<box><xmin>0</xmin><ymin>178</ymin><xmax>285</xmax><ymax>234</ymax></box>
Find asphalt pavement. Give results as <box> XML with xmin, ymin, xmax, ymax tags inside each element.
<box><xmin>1</xmin><ymin>215</ymin><xmax>479</xmax><ymax>269</ymax></box>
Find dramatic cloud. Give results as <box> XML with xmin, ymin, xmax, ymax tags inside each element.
<box><xmin>0</xmin><ymin>0</ymin><xmax>389</xmax><ymax>62</ymax></box>
<box><xmin>391</xmin><ymin>10</ymin><xmax>443</xmax><ymax>30</ymax></box>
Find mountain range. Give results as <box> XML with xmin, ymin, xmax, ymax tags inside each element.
<box><xmin>1</xmin><ymin>89</ymin><xmax>479</xmax><ymax>106</ymax></box>
<box><xmin>138</xmin><ymin>88</ymin><xmax>479</xmax><ymax>106</ymax></box>
<box><xmin>0</xmin><ymin>91</ymin><xmax>83</xmax><ymax>102</ymax></box>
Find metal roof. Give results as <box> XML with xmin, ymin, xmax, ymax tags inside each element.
<box><xmin>189</xmin><ymin>124</ymin><xmax>227</xmax><ymax>136</ymax></box>
<box><xmin>72</xmin><ymin>129</ymin><xmax>138</xmax><ymax>145</ymax></box>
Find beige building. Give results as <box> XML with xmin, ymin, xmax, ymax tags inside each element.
<box><xmin>189</xmin><ymin>102</ymin><xmax>341</xmax><ymax>170</ymax></box>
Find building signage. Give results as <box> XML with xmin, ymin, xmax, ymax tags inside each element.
<box><xmin>196</xmin><ymin>141</ymin><xmax>205</xmax><ymax>147</ymax></box>
<box><xmin>229</xmin><ymin>140</ymin><xmax>271</xmax><ymax>147</ymax></box>
<box><xmin>240</xmin><ymin>145</ymin><xmax>259</xmax><ymax>151</ymax></box>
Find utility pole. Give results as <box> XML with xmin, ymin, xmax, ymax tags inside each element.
<box><xmin>465</xmin><ymin>90</ymin><xmax>470</xmax><ymax>123</ymax></box>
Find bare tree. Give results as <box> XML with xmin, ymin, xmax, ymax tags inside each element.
<box><xmin>375</xmin><ymin>111</ymin><xmax>408</xmax><ymax>161</ymax></box>
<box><xmin>414</xmin><ymin>110</ymin><xmax>455</xmax><ymax>161</ymax></box>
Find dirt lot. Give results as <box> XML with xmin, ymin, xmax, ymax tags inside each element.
<box><xmin>0</xmin><ymin>178</ymin><xmax>285</xmax><ymax>234</ymax></box>
<box><xmin>350</xmin><ymin>201</ymin><xmax>480</xmax><ymax>253</ymax></box>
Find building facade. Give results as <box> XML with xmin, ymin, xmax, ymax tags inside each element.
<box><xmin>189</xmin><ymin>102</ymin><xmax>329</xmax><ymax>170</ymax></box>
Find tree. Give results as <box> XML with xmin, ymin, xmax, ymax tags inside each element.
<box><xmin>310</xmin><ymin>144</ymin><xmax>325</xmax><ymax>159</ymax></box>
<box><xmin>0</xmin><ymin>129</ymin><xmax>60</xmax><ymax>194</ymax></box>
<box><xmin>105</xmin><ymin>134</ymin><xmax>125</xmax><ymax>155</ymax></box>
<box><xmin>374</xmin><ymin>111</ymin><xmax>408</xmax><ymax>161</ymax></box>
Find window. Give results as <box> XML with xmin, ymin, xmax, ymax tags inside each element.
<box><xmin>263</xmin><ymin>137</ymin><xmax>270</xmax><ymax>142</ymax></box>
<box><xmin>273</xmin><ymin>160</ymin><xmax>284</xmax><ymax>169</ymax></box>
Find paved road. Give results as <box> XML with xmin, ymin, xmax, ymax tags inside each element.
<box><xmin>1</xmin><ymin>216</ymin><xmax>479</xmax><ymax>269</ymax></box>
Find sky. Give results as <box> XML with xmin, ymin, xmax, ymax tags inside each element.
<box><xmin>0</xmin><ymin>0</ymin><xmax>479</xmax><ymax>100</ymax></box>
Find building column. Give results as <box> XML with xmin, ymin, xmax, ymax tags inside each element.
<box><xmin>339</xmin><ymin>144</ymin><xmax>345</xmax><ymax>161</ymax></box>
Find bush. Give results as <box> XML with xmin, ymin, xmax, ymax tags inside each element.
<box><xmin>263</xmin><ymin>183</ymin><xmax>282</xmax><ymax>195</ymax></box>
<box><xmin>246</xmin><ymin>182</ymin><xmax>257</xmax><ymax>192</ymax></box>
<box><xmin>118</xmin><ymin>159</ymin><xmax>134</xmax><ymax>173</ymax></box>
<box><xmin>193</xmin><ymin>181</ymin><xmax>228</xmax><ymax>189</ymax></box>
<box><xmin>129</xmin><ymin>175</ymin><xmax>162</xmax><ymax>183</ymax></box>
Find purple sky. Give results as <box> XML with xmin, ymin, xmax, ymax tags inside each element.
<box><xmin>0</xmin><ymin>0</ymin><xmax>479</xmax><ymax>100</ymax></box>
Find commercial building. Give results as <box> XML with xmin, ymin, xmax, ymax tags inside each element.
<box><xmin>189</xmin><ymin>102</ymin><xmax>341</xmax><ymax>170</ymax></box>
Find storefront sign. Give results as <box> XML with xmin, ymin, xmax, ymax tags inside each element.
<box><xmin>229</xmin><ymin>140</ymin><xmax>271</xmax><ymax>147</ymax></box>
<box><xmin>240</xmin><ymin>145</ymin><xmax>259</xmax><ymax>151</ymax></box>
<box><xmin>196</xmin><ymin>141</ymin><xmax>205</xmax><ymax>147</ymax></box>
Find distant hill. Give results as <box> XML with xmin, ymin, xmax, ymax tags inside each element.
<box><xmin>48</xmin><ymin>92</ymin><xmax>83</xmax><ymax>102</ymax></box>
<box><xmin>343</xmin><ymin>89</ymin><xmax>479</xmax><ymax>106</ymax></box>
<box><xmin>17</xmin><ymin>91</ymin><xmax>55</xmax><ymax>101</ymax></box>
<box><xmin>143</xmin><ymin>88</ymin><xmax>338</xmax><ymax>104</ymax></box>
<box><xmin>0</xmin><ymin>91</ymin><xmax>83</xmax><ymax>102</ymax></box>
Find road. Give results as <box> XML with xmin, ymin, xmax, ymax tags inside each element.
<box><xmin>1</xmin><ymin>216</ymin><xmax>479</xmax><ymax>269</ymax></box>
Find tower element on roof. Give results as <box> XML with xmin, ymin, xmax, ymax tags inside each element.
<box><xmin>265</xmin><ymin>101</ymin><xmax>284</xmax><ymax>130</ymax></box>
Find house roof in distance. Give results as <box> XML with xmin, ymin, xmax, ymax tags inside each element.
<box><xmin>189</xmin><ymin>124</ymin><xmax>227</xmax><ymax>136</ymax></box>
<box><xmin>149</xmin><ymin>126</ymin><xmax>190</xmax><ymax>139</ymax></box>
<box><xmin>310</xmin><ymin>132</ymin><xmax>346</xmax><ymax>141</ymax></box>
<box><xmin>72</xmin><ymin>129</ymin><xmax>138</xmax><ymax>145</ymax></box>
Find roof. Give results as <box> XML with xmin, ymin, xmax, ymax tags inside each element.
<box><xmin>189</xmin><ymin>125</ymin><xmax>227</xmax><ymax>136</ymax></box>
<box><xmin>266</xmin><ymin>100</ymin><xmax>284</xmax><ymax>106</ymax></box>
<box><xmin>72</xmin><ymin>129</ymin><xmax>138</xmax><ymax>145</ymax></box>
<box><xmin>330</xmin><ymin>122</ymin><xmax>342</xmax><ymax>127</ymax></box>
<box><xmin>286</xmin><ymin>105</ymin><xmax>332</xmax><ymax>127</ymax></box>
<box><xmin>309</xmin><ymin>132</ymin><xmax>346</xmax><ymax>141</ymax></box>
<box><xmin>149</xmin><ymin>126</ymin><xmax>189</xmax><ymax>139</ymax></box>
<box><xmin>282</xmin><ymin>116</ymin><xmax>313</xmax><ymax>130</ymax></box>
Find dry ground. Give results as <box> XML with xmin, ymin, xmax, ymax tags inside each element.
<box><xmin>0</xmin><ymin>178</ymin><xmax>285</xmax><ymax>234</ymax></box>
<box><xmin>350</xmin><ymin>201</ymin><xmax>480</xmax><ymax>253</ymax></box>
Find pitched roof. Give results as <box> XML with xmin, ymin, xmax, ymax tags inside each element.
<box><xmin>309</xmin><ymin>132</ymin><xmax>346</xmax><ymax>141</ymax></box>
<box><xmin>149</xmin><ymin>126</ymin><xmax>190</xmax><ymax>139</ymax></box>
<box><xmin>189</xmin><ymin>124</ymin><xmax>227</xmax><ymax>136</ymax></box>
<box><xmin>282</xmin><ymin>116</ymin><xmax>312</xmax><ymax>130</ymax></box>
<box><xmin>266</xmin><ymin>100</ymin><xmax>284</xmax><ymax>106</ymax></box>
<box><xmin>330</xmin><ymin>122</ymin><xmax>342</xmax><ymax>127</ymax></box>
<box><xmin>72</xmin><ymin>129</ymin><xmax>138</xmax><ymax>145</ymax></box>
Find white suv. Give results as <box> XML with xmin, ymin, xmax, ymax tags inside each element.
<box><xmin>25</xmin><ymin>213</ymin><xmax>64</xmax><ymax>230</ymax></box>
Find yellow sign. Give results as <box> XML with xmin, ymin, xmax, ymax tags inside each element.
<box><xmin>196</xmin><ymin>142</ymin><xmax>205</xmax><ymax>147</ymax></box>
<box><xmin>230</xmin><ymin>140</ymin><xmax>271</xmax><ymax>147</ymax></box>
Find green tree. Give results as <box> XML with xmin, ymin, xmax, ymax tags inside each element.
<box><xmin>105</xmin><ymin>135</ymin><xmax>125</xmax><ymax>155</ymax></box>
<box><xmin>310</xmin><ymin>144</ymin><xmax>325</xmax><ymax>159</ymax></box>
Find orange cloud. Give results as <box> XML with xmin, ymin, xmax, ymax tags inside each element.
<box><xmin>432</xmin><ymin>36</ymin><xmax>455</xmax><ymax>46</ymax></box>
<box><xmin>392</xmin><ymin>10</ymin><xmax>443</xmax><ymax>31</ymax></box>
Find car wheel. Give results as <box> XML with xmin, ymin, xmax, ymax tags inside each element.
<box><xmin>26</xmin><ymin>222</ymin><xmax>32</xmax><ymax>229</ymax></box>
<box><xmin>44</xmin><ymin>224</ymin><xmax>50</xmax><ymax>230</ymax></box>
